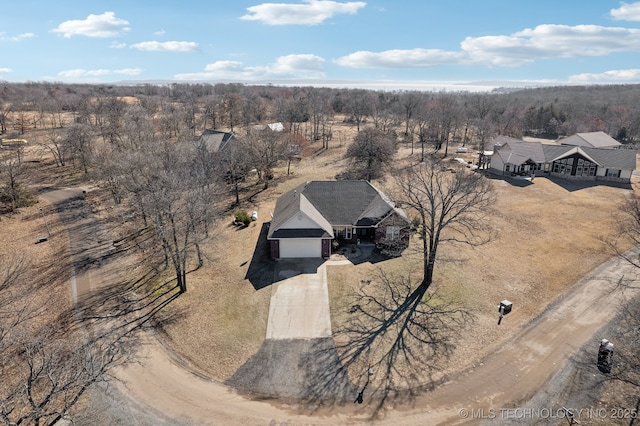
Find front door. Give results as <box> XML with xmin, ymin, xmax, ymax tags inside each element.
<box><xmin>322</xmin><ymin>239</ymin><xmax>331</xmax><ymax>258</ymax></box>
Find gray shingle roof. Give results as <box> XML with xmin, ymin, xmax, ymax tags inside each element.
<box><xmin>497</xmin><ymin>141</ymin><xmax>546</xmax><ymax>165</ymax></box>
<box><xmin>301</xmin><ymin>181</ymin><xmax>381</xmax><ymax>225</ymax></box>
<box><xmin>558</xmin><ymin>132</ymin><xmax>621</xmax><ymax>149</ymax></box>
<box><xmin>197</xmin><ymin>129</ymin><xmax>234</xmax><ymax>152</ymax></box>
<box><xmin>496</xmin><ymin>139</ymin><xmax>636</xmax><ymax>170</ymax></box>
<box><xmin>268</xmin><ymin>180</ymin><xmax>408</xmax><ymax>239</ymax></box>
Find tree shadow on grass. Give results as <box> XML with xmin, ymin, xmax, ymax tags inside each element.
<box><xmin>306</xmin><ymin>271</ymin><xmax>473</xmax><ymax>418</ymax></box>
<box><xmin>226</xmin><ymin>338</ymin><xmax>356</xmax><ymax>402</ymax></box>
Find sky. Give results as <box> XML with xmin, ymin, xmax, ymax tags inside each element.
<box><xmin>3</xmin><ymin>0</ymin><xmax>640</xmax><ymax>91</ymax></box>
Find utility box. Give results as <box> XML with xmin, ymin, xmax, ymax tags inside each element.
<box><xmin>499</xmin><ymin>300</ymin><xmax>512</xmax><ymax>315</ymax></box>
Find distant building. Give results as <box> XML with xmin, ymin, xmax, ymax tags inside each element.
<box><xmin>196</xmin><ymin>129</ymin><xmax>234</xmax><ymax>153</ymax></box>
<box><xmin>489</xmin><ymin>134</ymin><xmax>636</xmax><ymax>183</ymax></box>
<box><xmin>558</xmin><ymin>131</ymin><xmax>622</xmax><ymax>149</ymax></box>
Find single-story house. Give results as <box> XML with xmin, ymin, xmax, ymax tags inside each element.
<box><xmin>267</xmin><ymin>180</ymin><xmax>412</xmax><ymax>259</ymax></box>
<box><xmin>489</xmin><ymin>135</ymin><xmax>636</xmax><ymax>183</ymax></box>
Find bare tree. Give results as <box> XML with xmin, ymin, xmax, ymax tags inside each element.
<box><xmin>344</xmin><ymin>128</ymin><xmax>396</xmax><ymax>181</ymax></box>
<box><xmin>346</xmin><ymin>89</ymin><xmax>373</xmax><ymax>132</ymax></box>
<box><xmin>246</xmin><ymin>127</ymin><xmax>287</xmax><ymax>188</ymax></box>
<box><xmin>394</xmin><ymin>157</ymin><xmax>495</xmax><ymax>290</ymax></box>
<box><xmin>64</xmin><ymin>123</ymin><xmax>94</xmax><ymax>174</ymax></box>
<box><xmin>217</xmin><ymin>138</ymin><xmax>252</xmax><ymax>205</ymax></box>
<box><xmin>222</xmin><ymin>92</ymin><xmax>243</xmax><ymax>132</ymax></box>
<box><xmin>400</xmin><ymin>92</ymin><xmax>421</xmax><ymax>137</ymax></box>
<box><xmin>39</xmin><ymin>128</ymin><xmax>67</xmax><ymax>167</ymax></box>
<box><xmin>0</xmin><ymin>150</ymin><xmax>32</xmax><ymax>211</ymax></box>
<box><xmin>0</xmin><ymin>103</ymin><xmax>11</xmax><ymax>134</ymax></box>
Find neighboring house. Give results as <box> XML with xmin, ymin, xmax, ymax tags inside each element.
<box><xmin>252</xmin><ymin>122</ymin><xmax>285</xmax><ymax>132</ymax></box>
<box><xmin>196</xmin><ymin>129</ymin><xmax>234</xmax><ymax>153</ymax></box>
<box><xmin>267</xmin><ymin>180</ymin><xmax>412</xmax><ymax>259</ymax></box>
<box><xmin>558</xmin><ymin>131</ymin><xmax>622</xmax><ymax>149</ymax></box>
<box><xmin>489</xmin><ymin>135</ymin><xmax>636</xmax><ymax>183</ymax></box>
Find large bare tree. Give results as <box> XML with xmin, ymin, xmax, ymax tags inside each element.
<box><xmin>344</xmin><ymin>128</ymin><xmax>396</xmax><ymax>181</ymax></box>
<box><xmin>394</xmin><ymin>157</ymin><xmax>495</xmax><ymax>290</ymax></box>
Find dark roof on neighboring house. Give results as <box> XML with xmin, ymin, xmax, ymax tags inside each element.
<box><xmin>197</xmin><ymin>129</ymin><xmax>234</xmax><ymax>152</ymax></box>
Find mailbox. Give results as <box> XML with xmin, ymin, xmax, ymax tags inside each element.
<box><xmin>499</xmin><ymin>300</ymin><xmax>512</xmax><ymax>315</ymax></box>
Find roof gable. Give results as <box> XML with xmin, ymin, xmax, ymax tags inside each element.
<box><xmin>268</xmin><ymin>186</ymin><xmax>333</xmax><ymax>238</ymax></box>
<box><xmin>197</xmin><ymin>129</ymin><xmax>234</xmax><ymax>152</ymax></box>
<box><xmin>496</xmin><ymin>140</ymin><xmax>545</xmax><ymax>165</ymax></box>
<box><xmin>270</xmin><ymin>181</ymin><xmax>407</xmax><ymax>237</ymax></box>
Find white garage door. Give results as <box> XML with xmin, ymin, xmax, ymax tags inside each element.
<box><xmin>279</xmin><ymin>239</ymin><xmax>322</xmax><ymax>258</ymax></box>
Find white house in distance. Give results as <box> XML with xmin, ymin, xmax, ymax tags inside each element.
<box><xmin>489</xmin><ymin>132</ymin><xmax>636</xmax><ymax>183</ymax></box>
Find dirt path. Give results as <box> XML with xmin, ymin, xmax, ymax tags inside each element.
<box><xmin>47</xmin><ymin>186</ymin><xmax>640</xmax><ymax>425</ymax></box>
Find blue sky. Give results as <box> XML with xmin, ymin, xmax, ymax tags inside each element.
<box><xmin>2</xmin><ymin>0</ymin><xmax>640</xmax><ymax>91</ymax></box>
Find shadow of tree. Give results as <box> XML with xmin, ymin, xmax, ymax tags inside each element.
<box><xmin>226</xmin><ymin>338</ymin><xmax>356</xmax><ymax>402</ymax></box>
<box><xmin>306</xmin><ymin>270</ymin><xmax>473</xmax><ymax>417</ymax></box>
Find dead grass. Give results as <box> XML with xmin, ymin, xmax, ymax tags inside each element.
<box><xmin>0</xmin><ymin>197</ymin><xmax>71</xmax><ymax>332</ymax></box>
<box><xmin>144</xmin><ymin>126</ymin><xmax>639</xmax><ymax>383</ymax></box>
<box><xmin>6</xmin><ymin>118</ymin><xmax>638</xmax><ymax>388</ymax></box>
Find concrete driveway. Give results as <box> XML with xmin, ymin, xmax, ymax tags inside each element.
<box><xmin>266</xmin><ymin>259</ymin><xmax>331</xmax><ymax>339</ymax></box>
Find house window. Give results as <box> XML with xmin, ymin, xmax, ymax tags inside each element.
<box><xmin>606</xmin><ymin>169</ymin><xmax>621</xmax><ymax>177</ymax></box>
<box><xmin>345</xmin><ymin>227</ymin><xmax>352</xmax><ymax>239</ymax></box>
<box><xmin>386</xmin><ymin>226</ymin><xmax>400</xmax><ymax>240</ymax></box>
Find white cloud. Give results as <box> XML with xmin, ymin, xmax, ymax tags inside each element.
<box><xmin>335</xmin><ymin>24</ymin><xmax>640</xmax><ymax>69</ymax></box>
<box><xmin>0</xmin><ymin>33</ymin><xmax>35</xmax><ymax>42</ymax></box>
<box><xmin>240</xmin><ymin>0</ymin><xmax>366</xmax><ymax>25</ymax></box>
<box><xmin>110</xmin><ymin>41</ymin><xmax>127</xmax><ymax>49</ymax></box>
<box><xmin>130</xmin><ymin>41</ymin><xmax>199</xmax><ymax>52</ymax></box>
<box><xmin>58</xmin><ymin>68</ymin><xmax>142</xmax><ymax>78</ymax></box>
<box><xmin>175</xmin><ymin>54</ymin><xmax>326</xmax><ymax>80</ymax></box>
<box><xmin>52</xmin><ymin>12</ymin><xmax>130</xmax><ymax>38</ymax></box>
<box><xmin>568</xmin><ymin>68</ymin><xmax>640</xmax><ymax>83</ymax></box>
<box><xmin>0</xmin><ymin>68</ymin><xmax>12</xmax><ymax>74</ymax></box>
<box><xmin>610</xmin><ymin>2</ymin><xmax>640</xmax><ymax>21</ymax></box>
<box><xmin>462</xmin><ymin>24</ymin><xmax>640</xmax><ymax>66</ymax></box>
<box><xmin>154</xmin><ymin>29</ymin><xmax>166</xmax><ymax>36</ymax></box>
<box><xmin>334</xmin><ymin>48</ymin><xmax>466</xmax><ymax>68</ymax></box>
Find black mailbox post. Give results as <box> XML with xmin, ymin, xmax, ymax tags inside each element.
<box><xmin>498</xmin><ymin>300</ymin><xmax>512</xmax><ymax>325</ymax></box>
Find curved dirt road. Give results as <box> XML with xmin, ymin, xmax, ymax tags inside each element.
<box><xmin>46</xmin><ymin>187</ymin><xmax>639</xmax><ymax>425</ymax></box>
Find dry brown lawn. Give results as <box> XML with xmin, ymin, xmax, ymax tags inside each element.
<box><xmin>5</xmin><ymin>122</ymin><xmax>637</xmax><ymax>387</ymax></box>
<box><xmin>0</xmin><ymin>197</ymin><xmax>71</xmax><ymax>346</ymax></box>
<box><xmin>156</xmin><ymin>126</ymin><xmax>638</xmax><ymax>383</ymax></box>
